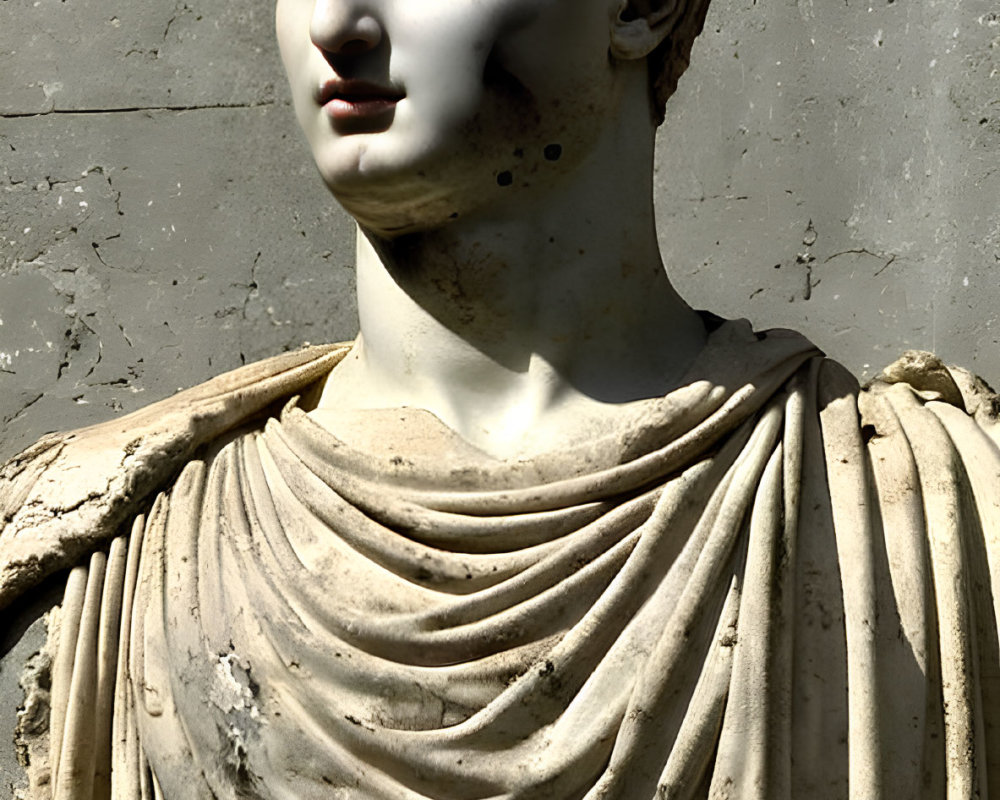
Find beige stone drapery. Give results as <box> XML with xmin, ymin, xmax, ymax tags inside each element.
<box><xmin>6</xmin><ymin>322</ymin><xmax>1000</xmax><ymax>799</ymax></box>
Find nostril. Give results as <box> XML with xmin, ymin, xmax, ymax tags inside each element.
<box><xmin>338</xmin><ymin>38</ymin><xmax>375</xmax><ymax>56</ymax></box>
<box><xmin>311</xmin><ymin>14</ymin><xmax>382</xmax><ymax>56</ymax></box>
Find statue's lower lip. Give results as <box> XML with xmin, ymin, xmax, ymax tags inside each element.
<box><xmin>323</xmin><ymin>97</ymin><xmax>400</xmax><ymax>134</ymax></box>
<box><xmin>323</xmin><ymin>97</ymin><xmax>400</xmax><ymax>119</ymax></box>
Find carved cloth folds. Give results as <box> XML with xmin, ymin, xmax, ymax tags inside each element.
<box><xmin>7</xmin><ymin>320</ymin><xmax>1000</xmax><ymax>799</ymax></box>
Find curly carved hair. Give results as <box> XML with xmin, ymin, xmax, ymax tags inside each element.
<box><xmin>648</xmin><ymin>0</ymin><xmax>713</xmax><ymax>124</ymax></box>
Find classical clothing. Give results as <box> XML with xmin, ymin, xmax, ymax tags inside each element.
<box><xmin>3</xmin><ymin>321</ymin><xmax>999</xmax><ymax>799</ymax></box>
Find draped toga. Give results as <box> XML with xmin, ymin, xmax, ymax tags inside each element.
<box><xmin>2</xmin><ymin>319</ymin><xmax>1000</xmax><ymax>799</ymax></box>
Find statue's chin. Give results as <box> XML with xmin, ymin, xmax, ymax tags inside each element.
<box><xmin>303</xmin><ymin>134</ymin><xmax>449</xmax><ymax>232</ymax></box>
<box><xmin>316</xmin><ymin>155</ymin><xmax>519</xmax><ymax>238</ymax></box>
<box><xmin>305</xmin><ymin>105</ymin><xmax>584</xmax><ymax>236</ymax></box>
<box><xmin>325</xmin><ymin>178</ymin><xmax>462</xmax><ymax>237</ymax></box>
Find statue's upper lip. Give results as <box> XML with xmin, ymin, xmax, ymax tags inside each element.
<box><xmin>316</xmin><ymin>79</ymin><xmax>405</xmax><ymax>106</ymax></box>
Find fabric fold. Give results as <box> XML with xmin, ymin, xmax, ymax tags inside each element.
<box><xmin>8</xmin><ymin>325</ymin><xmax>999</xmax><ymax>799</ymax></box>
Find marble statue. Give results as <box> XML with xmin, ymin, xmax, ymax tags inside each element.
<box><xmin>2</xmin><ymin>0</ymin><xmax>1000</xmax><ymax>797</ymax></box>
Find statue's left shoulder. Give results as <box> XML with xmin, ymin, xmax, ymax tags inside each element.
<box><xmin>859</xmin><ymin>349</ymin><xmax>1000</xmax><ymax>454</ymax></box>
<box><xmin>858</xmin><ymin>350</ymin><xmax>1000</xmax><ymax>568</ymax></box>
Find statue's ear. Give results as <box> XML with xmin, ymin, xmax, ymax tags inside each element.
<box><xmin>610</xmin><ymin>0</ymin><xmax>683</xmax><ymax>60</ymax></box>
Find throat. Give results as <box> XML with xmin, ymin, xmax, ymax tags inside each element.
<box><xmin>317</xmin><ymin>199</ymin><xmax>709</xmax><ymax>458</ymax></box>
<box><xmin>311</xmin><ymin>320</ymin><xmax>708</xmax><ymax>461</ymax></box>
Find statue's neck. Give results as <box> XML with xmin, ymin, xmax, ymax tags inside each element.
<box><xmin>315</xmin><ymin>129</ymin><xmax>707</xmax><ymax>457</ymax></box>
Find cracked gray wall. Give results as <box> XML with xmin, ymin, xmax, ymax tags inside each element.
<box><xmin>654</xmin><ymin>0</ymin><xmax>1000</xmax><ymax>387</ymax></box>
<box><xmin>0</xmin><ymin>0</ymin><xmax>358</xmax><ymax>467</ymax></box>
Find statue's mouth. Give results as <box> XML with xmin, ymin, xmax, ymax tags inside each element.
<box><xmin>317</xmin><ymin>79</ymin><xmax>406</xmax><ymax>124</ymax></box>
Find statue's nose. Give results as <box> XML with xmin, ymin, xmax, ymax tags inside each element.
<box><xmin>310</xmin><ymin>0</ymin><xmax>383</xmax><ymax>57</ymax></box>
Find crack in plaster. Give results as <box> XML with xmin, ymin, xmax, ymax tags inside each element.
<box><xmin>824</xmin><ymin>248</ymin><xmax>898</xmax><ymax>277</ymax></box>
<box><xmin>6</xmin><ymin>228</ymin><xmax>78</xmax><ymax>270</ymax></box>
<box><xmin>3</xmin><ymin>394</ymin><xmax>44</xmax><ymax>428</ymax></box>
<box><xmin>81</xmin><ymin>332</ymin><xmax>104</xmax><ymax>381</ymax></box>
<box><xmin>80</xmin><ymin>166</ymin><xmax>124</xmax><ymax>218</ymax></box>
<box><xmin>55</xmin><ymin>315</ymin><xmax>95</xmax><ymax>381</ymax></box>
<box><xmin>163</xmin><ymin>1</ymin><xmax>193</xmax><ymax>41</ymax></box>
<box><xmin>242</xmin><ymin>251</ymin><xmax>262</xmax><ymax>321</ymax></box>
<box><xmin>4</xmin><ymin>167</ymin><xmax>123</xmax><ymax>272</ymax></box>
<box><xmin>90</xmin><ymin>235</ymin><xmax>123</xmax><ymax>270</ymax></box>
<box><xmin>0</xmin><ymin>102</ymin><xmax>277</xmax><ymax>120</ymax></box>
<box><xmin>794</xmin><ymin>252</ymin><xmax>818</xmax><ymax>302</ymax></box>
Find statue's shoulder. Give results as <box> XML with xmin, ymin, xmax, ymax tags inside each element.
<box><xmin>801</xmin><ymin>349</ymin><xmax>999</xmax><ymax>541</ymax></box>
<box><xmin>857</xmin><ymin>349</ymin><xmax>1000</xmax><ymax>446</ymax></box>
<box><xmin>0</xmin><ymin>344</ymin><xmax>349</xmax><ymax>611</ymax></box>
<box><xmin>851</xmin><ymin>349</ymin><xmax>1000</xmax><ymax>544</ymax></box>
<box><xmin>808</xmin><ymin>347</ymin><xmax>999</xmax><ymax>445</ymax></box>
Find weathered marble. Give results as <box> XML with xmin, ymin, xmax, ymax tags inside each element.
<box><xmin>4</xmin><ymin>330</ymin><xmax>1000</xmax><ymax>797</ymax></box>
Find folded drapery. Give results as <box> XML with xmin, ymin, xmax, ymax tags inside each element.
<box><xmin>8</xmin><ymin>321</ymin><xmax>1000</xmax><ymax>799</ymax></box>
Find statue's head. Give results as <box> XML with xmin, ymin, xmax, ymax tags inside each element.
<box><xmin>276</xmin><ymin>0</ymin><xmax>711</xmax><ymax>233</ymax></box>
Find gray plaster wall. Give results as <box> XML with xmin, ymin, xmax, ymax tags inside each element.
<box><xmin>1</xmin><ymin>0</ymin><xmax>998</xmax><ymax>467</ymax></box>
<box><xmin>656</xmin><ymin>0</ymin><xmax>1000</xmax><ymax>391</ymax></box>
<box><xmin>0</xmin><ymin>0</ymin><xmax>357</xmax><ymax>468</ymax></box>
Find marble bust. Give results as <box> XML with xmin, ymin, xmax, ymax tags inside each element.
<box><xmin>2</xmin><ymin>0</ymin><xmax>1000</xmax><ymax>798</ymax></box>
